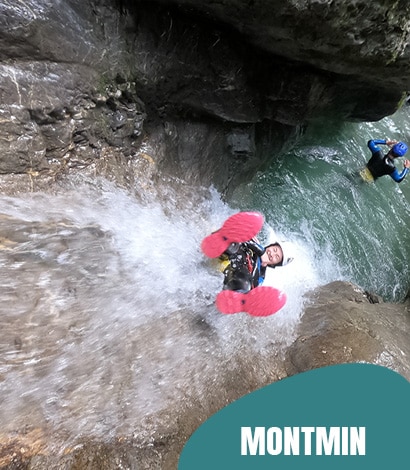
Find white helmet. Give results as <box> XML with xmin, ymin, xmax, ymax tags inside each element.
<box><xmin>276</xmin><ymin>241</ymin><xmax>294</xmax><ymax>266</ymax></box>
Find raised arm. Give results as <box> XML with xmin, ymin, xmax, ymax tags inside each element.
<box><xmin>367</xmin><ymin>139</ymin><xmax>397</xmax><ymax>153</ymax></box>
<box><xmin>390</xmin><ymin>159</ymin><xmax>410</xmax><ymax>182</ymax></box>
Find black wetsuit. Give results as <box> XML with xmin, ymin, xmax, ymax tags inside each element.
<box><xmin>366</xmin><ymin>139</ymin><xmax>409</xmax><ymax>182</ymax></box>
<box><xmin>221</xmin><ymin>240</ymin><xmax>266</xmax><ymax>293</ymax></box>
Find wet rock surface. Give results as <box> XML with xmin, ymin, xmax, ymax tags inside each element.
<box><xmin>1</xmin><ymin>1</ymin><xmax>410</xmax><ymax>194</ymax></box>
<box><xmin>285</xmin><ymin>281</ymin><xmax>410</xmax><ymax>379</ymax></box>
<box><xmin>1</xmin><ymin>1</ymin><xmax>410</xmax><ymax>468</ymax></box>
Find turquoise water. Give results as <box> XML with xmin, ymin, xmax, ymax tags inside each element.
<box><xmin>233</xmin><ymin>105</ymin><xmax>410</xmax><ymax>302</ymax></box>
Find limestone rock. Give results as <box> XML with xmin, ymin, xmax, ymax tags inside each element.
<box><xmin>285</xmin><ymin>281</ymin><xmax>410</xmax><ymax>379</ymax></box>
<box><xmin>1</xmin><ymin>0</ymin><xmax>409</xmax><ymax>193</ymax></box>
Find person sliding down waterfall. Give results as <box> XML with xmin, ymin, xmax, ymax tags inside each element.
<box><xmin>364</xmin><ymin>139</ymin><xmax>410</xmax><ymax>183</ymax></box>
<box><xmin>201</xmin><ymin>211</ymin><xmax>292</xmax><ymax>317</ymax></box>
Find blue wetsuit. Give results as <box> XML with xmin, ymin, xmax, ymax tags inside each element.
<box><xmin>367</xmin><ymin>139</ymin><xmax>409</xmax><ymax>182</ymax></box>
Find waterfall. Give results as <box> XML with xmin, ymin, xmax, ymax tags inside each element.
<box><xmin>1</xmin><ymin>106</ymin><xmax>409</xmax><ymax>448</ymax></box>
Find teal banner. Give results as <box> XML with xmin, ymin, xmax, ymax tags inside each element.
<box><xmin>179</xmin><ymin>364</ymin><xmax>409</xmax><ymax>469</ymax></box>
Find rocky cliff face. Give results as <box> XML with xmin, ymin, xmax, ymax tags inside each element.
<box><xmin>1</xmin><ymin>0</ymin><xmax>410</xmax><ymax>194</ymax></box>
<box><xmin>1</xmin><ymin>1</ymin><xmax>410</xmax><ymax>468</ymax></box>
<box><xmin>154</xmin><ymin>0</ymin><xmax>410</xmax><ymax>90</ymax></box>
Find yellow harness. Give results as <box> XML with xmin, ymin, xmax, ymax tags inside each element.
<box><xmin>359</xmin><ymin>167</ymin><xmax>375</xmax><ymax>182</ymax></box>
<box><xmin>210</xmin><ymin>255</ymin><xmax>230</xmax><ymax>273</ymax></box>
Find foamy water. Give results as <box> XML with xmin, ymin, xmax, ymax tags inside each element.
<box><xmin>0</xmin><ymin>175</ymin><xmax>316</xmax><ymax>447</ymax></box>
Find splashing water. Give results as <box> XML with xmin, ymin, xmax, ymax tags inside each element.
<box><xmin>2</xmin><ymin>104</ymin><xmax>410</xmax><ymax>449</ymax></box>
<box><xmin>0</xmin><ymin>175</ymin><xmax>310</xmax><ymax>448</ymax></box>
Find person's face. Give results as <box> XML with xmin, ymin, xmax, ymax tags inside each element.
<box><xmin>261</xmin><ymin>244</ymin><xmax>283</xmax><ymax>267</ymax></box>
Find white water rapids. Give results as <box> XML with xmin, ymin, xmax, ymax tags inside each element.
<box><xmin>0</xmin><ymin>174</ymin><xmax>319</xmax><ymax>448</ymax></box>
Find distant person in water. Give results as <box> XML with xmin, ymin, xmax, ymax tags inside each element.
<box><xmin>365</xmin><ymin>139</ymin><xmax>410</xmax><ymax>182</ymax></box>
